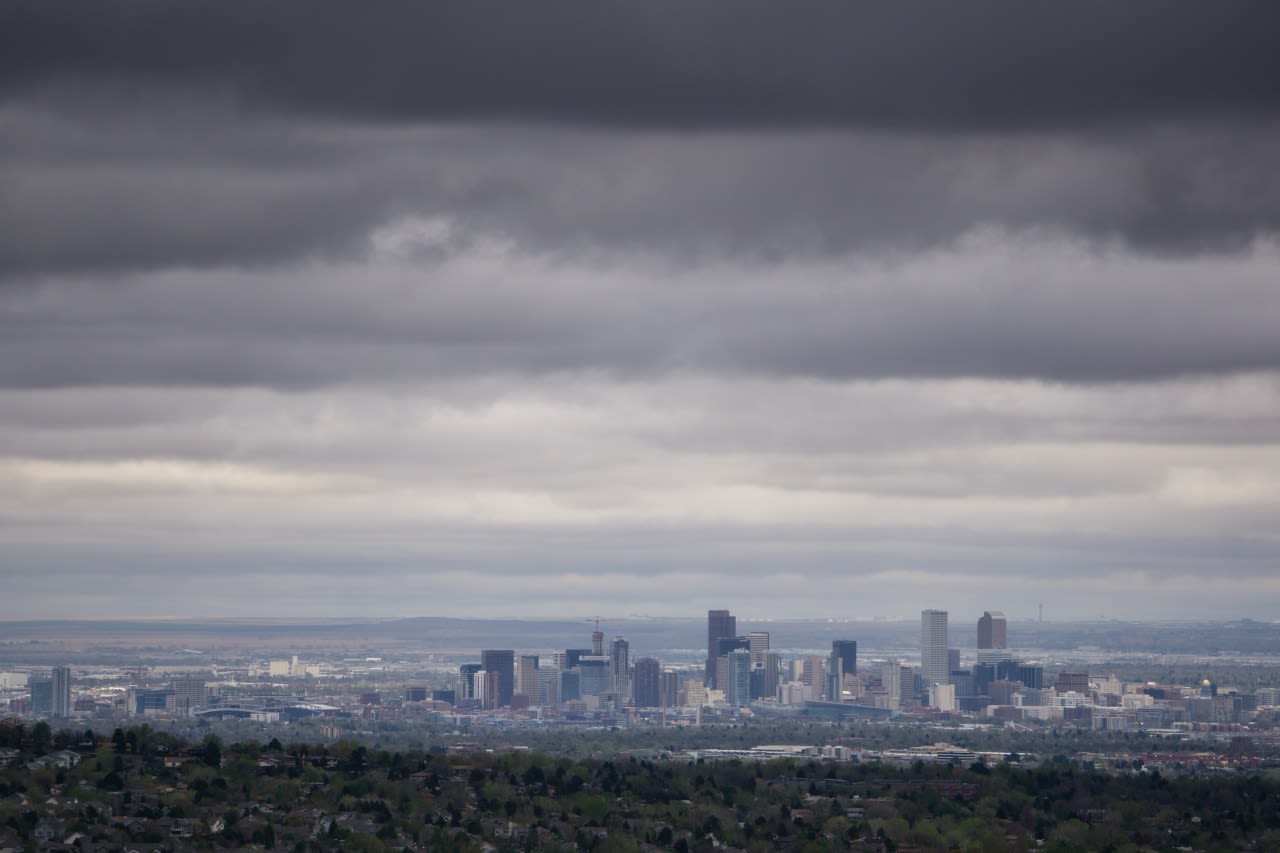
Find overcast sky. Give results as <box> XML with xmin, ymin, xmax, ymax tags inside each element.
<box><xmin>3</xmin><ymin>2</ymin><xmax>1279</xmax><ymax>621</ymax></box>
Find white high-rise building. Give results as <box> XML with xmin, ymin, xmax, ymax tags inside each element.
<box><xmin>929</xmin><ymin>682</ymin><xmax>956</xmax><ymax>711</ymax></box>
<box><xmin>882</xmin><ymin>659</ymin><xmax>901</xmax><ymax>709</ymax></box>
<box><xmin>921</xmin><ymin>609</ymin><xmax>950</xmax><ymax>689</ymax></box>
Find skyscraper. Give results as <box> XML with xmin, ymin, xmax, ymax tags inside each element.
<box><xmin>458</xmin><ymin>663</ymin><xmax>483</xmax><ymax>701</ymax></box>
<box><xmin>726</xmin><ymin>648</ymin><xmax>752</xmax><ymax>707</ymax></box>
<box><xmin>748</xmin><ymin>631</ymin><xmax>770</xmax><ymax>666</ymax></box>
<box><xmin>51</xmin><ymin>666</ymin><xmax>72</xmax><ymax>718</ymax></box>
<box><xmin>480</xmin><ymin>650</ymin><xmax>515</xmax><ymax>707</ymax></box>
<box><xmin>831</xmin><ymin>640</ymin><xmax>857</xmax><ymax>677</ymax></box>
<box><xmin>762</xmin><ymin>651</ymin><xmax>782</xmax><ymax>701</ymax></box>
<box><xmin>172</xmin><ymin>677</ymin><xmax>206</xmax><ymax>717</ymax></box>
<box><xmin>921</xmin><ymin>609</ymin><xmax>950</xmax><ymax>688</ymax></box>
<box><xmin>516</xmin><ymin>655</ymin><xmax>540</xmax><ymax>702</ymax></box>
<box><xmin>827</xmin><ymin>640</ymin><xmax>857</xmax><ymax>703</ymax></box>
<box><xmin>882</xmin><ymin>659</ymin><xmax>901</xmax><ymax>709</ymax></box>
<box><xmin>633</xmin><ymin>657</ymin><xmax>661</xmax><ymax>707</ymax></box>
<box><xmin>28</xmin><ymin>673</ymin><xmax>53</xmax><ymax>716</ymax></box>
<box><xmin>609</xmin><ymin>636</ymin><xmax>630</xmax><ymax>697</ymax></box>
<box><xmin>706</xmin><ymin>609</ymin><xmax>736</xmax><ymax>688</ymax></box>
<box><xmin>977</xmin><ymin>611</ymin><xmax>1007</xmax><ymax>650</ymax></box>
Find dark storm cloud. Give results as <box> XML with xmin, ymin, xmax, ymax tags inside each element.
<box><xmin>5</xmin><ymin>113</ymin><xmax>1280</xmax><ymax>278</ymax></box>
<box><xmin>3</xmin><ymin>238</ymin><xmax>1279</xmax><ymax>389</ymax></box>
<box><xmin>4</xmin><ymin>1</ymin><xmax>1280</xmax><ymax>276</ymax></box>
<box><xmin>4</xmin><ymin>1</ymin><xmax>1280</xmax><ymax>130</ymax></box>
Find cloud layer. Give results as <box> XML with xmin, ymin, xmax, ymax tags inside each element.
<box><xmin>2</xmin><ymin>4</ymin><xmax>1278</xmax><ymax>620</ymax></box>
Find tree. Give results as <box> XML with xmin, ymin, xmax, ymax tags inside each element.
<box><xmin>200</xmin><ymin>735</ymin><xmax>223</xmax><ymax>768</ymax></box>
<box><xmin>31</xmin><ymin>721</ymin><xmax>52</xmax><ymax>753</ymax></box>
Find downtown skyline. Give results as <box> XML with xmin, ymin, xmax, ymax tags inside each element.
<box><xmin>3</xmin><ymin>2</ymin><xmax>1280</xmax><ymax>620</ymax></box>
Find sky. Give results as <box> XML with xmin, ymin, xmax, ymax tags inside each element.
<box><xmin>3</xmin><ymin>2</ymin><xmax>1280</xmax><ymax>621</ymax></box>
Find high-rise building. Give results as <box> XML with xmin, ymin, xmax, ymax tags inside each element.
<box><xmin>1054</xmin><ymin>671</ymin><xmax>1089</xmax><ymax>694</ymax></box>
<box><xmin>929</xmin><ymin>682</ymin><xmax>957</xmax><ymax>711</ymax></box>
<box><xmin>831</xmin><ymin>640</ymin><xmax>857</xmax><ymax>677</ymax></box>
<box><xmin>899</xmin><ymin>665</ymin><xmax>916</xmax><ymax>706</ymax></box>
<box><xmin>828</xmin><ymin>640</ymin><xmax>858</xmax><ymax>700</ymax></box>
<box><xmin>1016</xmin><ymin>663</ymin><xmax>1045</xmax><ymax>690</ymax></box>
<box><xmin>800</xmin><ymin>655</ymin><xmax>826</xmax><ymax>698</ymax></box>
<box><xmin>172</xmin><ymin>678</ymin><xmax>206</xmax><ymax>716</ymax></box>
<box><xmin>633</xmin><ymin>658</ymin><xmax>661</xmax><ymax>707</ymax></box>
<box><xmin>882</xmin><ymin>659</ymin><xmax>901</xmax><ymax>709</ymax></box>
<box><xmin>761</xmin><ymin>651</ymin><xmax>782</xmax><ymax>701</ymax></box>
<box><xmin>516</xmin><ymin>655</ymin><xmax>540</xmax><ymax>702</ymax></box>
<box><xmin>659</xmin><ymin>669</ymin><xmax>681</xmax><ymax>708</ymax></box>
<box><xmin>977</xmin><ymin>611</ymin><xmax>1007</xmax><ymax>650</ymax></box>
<box><xmin>51</xmin><ymin>666</ymin><xmax>72</xmax><ymax>718</ymax></box>
<box><xmin>577</xmin><ymin>657</ymin><xmax>610</xmax><ymax>695</ymax></box>
<box><xmin>28</xmin><ymin>673</ymin><xmax>53</xmax><ymax>716</ymax></box>
<box><xmin>458</xmin><ymin>663</ymin><xmax>483</xmax><ymax>701</ymax></box>
<box><xmin>485</xmin><ymin>670</ymin><xmax>503</xmax><ymax>710</ymax></box>
<box><xmin>921</xmin><ymin>610</ymin><xmax>950</xmax><ymax>688</ymax></box>
<box><xmin>706</xmin><ymin>609</ymin><xmax>736</xmax><ymax>688</ymax></box>
<box><xmin>748</xmin><ymin>631</ymin><xmax>770</xmax><ymax>666</ymax></box>
<box><xmin>480</xmin><ymin>650</ymin><xmax>515</xmax><ymax>707</ymax></box>
<box><xmin>609</xmin><ymin>636</ymin><xmax>630</xmax><ymax>697</ymax></box>
<box><xmin>726</xmin><ymin>649</ymin><xmax>752</xmax><ymax>707</ymax></box>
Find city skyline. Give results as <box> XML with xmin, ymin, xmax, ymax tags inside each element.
<box><xmin>4</xmin><ymin>3</ymin><xmax>1280</xmax><ymax>621</ymax></box>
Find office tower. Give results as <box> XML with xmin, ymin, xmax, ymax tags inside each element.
<box><xmin>748</xmin><ymin>631</ymin><xmax>770</xmax><ymax>666</ymax></box>
<box><xmin>516</xmin><ymin>655</ymin><xmax>539</xmax><ymax>702</ymax></box>
<box><xmin>899</xmin><ymin>665</ymin><xmax>916</xmax><ymax>706</ymax></box>
<box><xmin>828</xmin><ymin>640</ymin><xmax>857</xmax><ymax>700</ymax></box>
<box><xmin>973</xmin><ymin>663</ymin><xmax>996</xmax><ymax>696</ymax></box>
<box><xmin>609</xmin><ymin>636</ymin><xmax>630</xmax><ymax>697</ymax></box>
<box><xmin>706</xmin><ymin>609</ymin><xmax>736</xmax><ymax>688</ymax></box>
<box><xmin>800</xmin><ymin>655</ymin><xmax>826</xmax><ymax>698</ymax></box>
<box><xmin>977</xmin><ymin>611</ymin><xmax>1007</xmax><ymax>650</ymax></box>
<box><xmin>659</xmin><ymin>669</ymin><xmax>681</xmax><ymax>708</ymax></box>
<box><xmin>921</xmin><ymin>610</ymin><xmax>950</xmax><ymax>688</ymax></box>
<box><xmin>948</xmin><ymin>648</ymin><xmax>961</xmax><ymax>673</ymax></box>
<box><xmin>538</xmin><ymin>669</ymin><xmax>561</xmax><ymax>707</ymax></box>
<box><xmin>633</xmin><ymin>658</ymin><xmax>661</xmax><ymax>707</ymax></box>
<box><xmin>929</xmin><ymin>682</ymin><xmax>956</xmax><ymax>711</ymax></box>
<box><xmin>559</xmin><ymin>669</ymin><xmax>581</xmax><ymax>702</ymax></box>
<box><xmin>762</xmin><ymin>651</ymin><xmax>782</xmax><ymax>701</ymax></box>
<box><xmin>1016</xmin><ymin>663</ymin><xmax>1044</xmax><ymax>690</ymax></box>
<box><xmin>484</xmin><ymin>671</ymin><xmax>503</xmax><ymax>710</ymax></box>
<box><xmin>29</xmin><ymin>673</ymin><xmax>53</xmax><ymax>716</ymax></box>
<box><xmin>831</xmin><ymin>640</ymin><xmax>857</xmax><ymax>678</ymax></box>
<box><xmin>51</xmin><ymin>666</ymin><xmax>72</xmax><ymax>718</ymax></box>
<box><xmin>1054</xmin><ymin>671</ymin><xmax>1089</xmax><ymax>694</ymax></box>
<box><xmin>577</xmin><ymin>657</ymin><xmax>610</xmax><ymax>695</ymax></box>
<box><xmin>480</xmin><ymin>650</ymin><xmax>515</xmax><ymax>707</ymax></box>
<box><xmin>726</xmin><ymin>648</ymin><xmax>752</xmax><ymax>707</ymax></box>
<box><xmin>458</xmin><ymin>663</ymin><xmax>483</xmax><ymax>701</ymax></box>
<box><xmin>592</xmin><ymin>628</ymin><xmax>604</xmax><ymax>656</ymax></box>
<box><xmin>172</xmin><ymin>678</ymin><xmax>206</xmax><ymax>716</ymax></box>
<box><xmin>882</xmin><ymin>659</ymin><xmax>901</xmax><ymax>709</ymax></box>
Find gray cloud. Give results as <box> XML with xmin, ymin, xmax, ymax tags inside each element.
<box><xmin>3</xmin><ymin>235</ymin><xmax>1279</xmax><ymax>388</ymax></box>
<box><xmin>4</xmin><ymin>2</ymin><xmax>1280</xmax><ymax>130</ymax></box>
<box><xmin>3</xmin><ymin>3</ymin><xmax>1280</xmax><ymax>620</ymax></box>
<box><xmin>5</xmin><ymin>107</ymin><xmax>1280</xmax><ymax>279</ymax></box>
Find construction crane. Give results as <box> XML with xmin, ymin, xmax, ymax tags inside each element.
<box><xmin>586</xmin><ymin>617</ymin><xmax>607</xmax><ymax>655</ymax></box>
